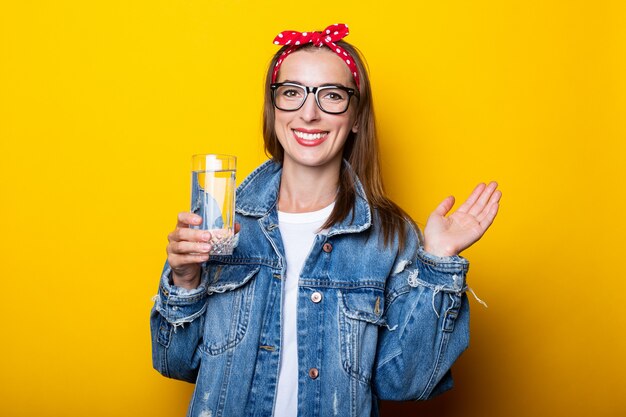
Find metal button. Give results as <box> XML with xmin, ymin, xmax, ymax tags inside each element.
<box><xmin>322</xmin><ymin>242</ymin><xmax>333</xmax><ymax>253</ymax></box>
<box><xmin>310</xmin><ymin>292</ymin><xmax>322</xmax><ymax>303</ymax></box>
<box><xmin>308</xmin><ymin>368</ymin><xmax>319</xmax><ymax>379</ymax></box>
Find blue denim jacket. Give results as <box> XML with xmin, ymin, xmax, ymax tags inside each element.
<box><xmin>151</xmin><ymin>160</ymin><xmax>471</xmax><ymax>417</ymax></box>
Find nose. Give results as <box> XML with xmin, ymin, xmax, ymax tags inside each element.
<box><xmin>298</xmin><ymin>92</ymin><xmax>321</xmax><ymax>122</ymax></box>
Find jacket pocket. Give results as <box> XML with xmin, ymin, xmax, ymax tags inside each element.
<box><xmin>338</xmin><ymin>287</ymin><xmax>385</xmax><ymax>384</ymax></box>
<box><xmin>201</xmin><ymin>264</ymin><xmax>259</xmax><ymax>355</ymax></box>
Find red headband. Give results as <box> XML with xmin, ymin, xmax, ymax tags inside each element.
<box><xmin>271</xmin><ymin>23</ymin><xmax>360</xmax><ymax>89</ymax></box>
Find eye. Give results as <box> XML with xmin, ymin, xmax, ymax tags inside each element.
<box><xmin>283</xmin><ymin>89</ymin><xmax>300</xmax><ymax>97</ymax></box>
<box><xmin>277</xmin><ymin>85</ymin><xmax>305</xmax><ymax>99</ymax></box>
<box><xmin>320</xmin><ymin>88</ymin><xmax>346</xmax><ymax>101</ymax></box>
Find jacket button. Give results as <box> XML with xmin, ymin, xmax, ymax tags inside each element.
<box><xmin>322</xmin><ymin>242</ymin><xmax>333</xmax><ymax>253</ymax></box>
<box><xmin>308</xmin><ymin>368</ymin><xmax>319</xmax><ymax>379</ymax></box>
<box><xmin>310</xmin><ymin>292</ymin><xmax>322</xmax><ymax>303</ymax></box>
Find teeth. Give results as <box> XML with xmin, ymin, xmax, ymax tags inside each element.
<box><xmin>293</xmin><ymin>130</ymin><xmax>327</xmax><ymax>140</ymax></box>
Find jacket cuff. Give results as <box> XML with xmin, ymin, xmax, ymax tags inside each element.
<box><xmin>412</xmin><ymin>247</ymin><xmax>469</xmax><ymax>292</ymax></box>
<box><xmin>154</xmin><ymin>262</ymin><xmax>209</xmax><ymax>326</ymax></box>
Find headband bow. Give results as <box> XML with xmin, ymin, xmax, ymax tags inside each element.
<box><xmin>271</xmin><ymin>23</ymin><xmax>360</xmax><ymax>89</ymax></box>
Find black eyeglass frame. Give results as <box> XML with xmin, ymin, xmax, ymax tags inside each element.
<box><xmin>270</xmin><ymin>82</ymin><xmax>359</xmax><ymax>115</ymax></box>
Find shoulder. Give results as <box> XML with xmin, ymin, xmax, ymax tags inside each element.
<box><xmin>235</xmin><ymin>160</ymin><xmax>282</xmax><ymax>216</ymax></box>
<box><xmin>369</xmin><ymin>206</ymin><xmax>423</xmax><ymax>254</ymax></box>
<box><xmin>237</xmin><ymin>160</ymin><xmax>281</xmax><ymax>192</ymax></box>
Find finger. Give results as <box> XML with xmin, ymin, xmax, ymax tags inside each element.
<box><xmin>478</xmin><ymin>201</ymin><xmax>500</xmax><ymax>231</ymax></box>
<box><xmin>433</xmin><ymin>196</ymin><xmax>455</xmax><ymax>217</ymax></box>
<box><xmin>169</xmin><ymin>228</ymin><xmax>212</xmax><ymax>244</ymax></box>
<box><xmin>168</xmin><ymin>240</ymin><xmax>213</xmax><ymax>255</ymax></box>
<box><xmin>177</xmin><ymin>211</ymin><xmax>202</xmax><ymax>228</ymax></box>
<box><xmin>476</xmin><ymin>189</ymin><xmax>502</xmax><ymax>224</ymax></box>
<box><xmin>468</xmin><ymin>181</ymin><xmax>499</xmax><ymax>217</ymax></box>
<box><xmin>169</xmin><ymin>253</ymin><xmax>210</xmax><ymax>267</ymax></box>
<box><xmin>455</xmin><ymin>183</ymin><xmax>486</xmax><ymax>214</ymax></box>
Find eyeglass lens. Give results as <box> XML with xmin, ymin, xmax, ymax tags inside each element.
<box><xmin>274</xmin><ymin>85</ymin><xmax>350</xmax><ymax>113</ymax></box>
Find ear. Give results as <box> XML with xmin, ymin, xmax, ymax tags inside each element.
<box><xmin>351</xmin><ymin>121</ymin><xmax>359</xmax><ymax>134</ymax></box>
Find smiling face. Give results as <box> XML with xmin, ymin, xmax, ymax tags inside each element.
<box><xmin>273</xmin><ymin>47</ymin><xmax>359</xmax><ymax>172</ymax></box>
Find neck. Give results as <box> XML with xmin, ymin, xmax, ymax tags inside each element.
<box><xmin>278</xmin><ymin>159</ymin><xmax>340</xmax><ymax>213</ymax></box>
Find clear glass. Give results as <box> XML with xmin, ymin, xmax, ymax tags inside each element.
<box><xmin>190</xmin><ymin>154</ymin><xmax>237</xmax><ymax>255</ymax></box>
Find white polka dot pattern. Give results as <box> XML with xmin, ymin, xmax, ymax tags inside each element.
<box><xmin>270</xmin><ymin>23</ymin><xmax>360</xmax><ymax>89</ymax></box>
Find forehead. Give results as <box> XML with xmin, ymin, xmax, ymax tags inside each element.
<box><xmin>277</xmin><ymin>48</ymin><xmax>354</xmax><ymax>86</ymax></box>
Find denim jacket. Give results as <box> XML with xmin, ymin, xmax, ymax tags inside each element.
<box><xmin>151</xmin><ymin>160</ymin><xmax>471</xmax><ymax>417</ymax></box>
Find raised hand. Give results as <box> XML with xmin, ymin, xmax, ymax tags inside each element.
<box><xmin>167</xmin><ymin>213</ymin><xmax>241</xmax><ymax>289</ymax></box>
<box><xmin>167</xmin><ymin>212</ymin><xmax>213</xmax><ymax>289</ymax></box>
<box><xmin>423</xmin><ymin>182</ymin><xmax>501</xmax><ymax>257</ymax></box>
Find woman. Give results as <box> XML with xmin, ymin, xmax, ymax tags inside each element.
<box><xmin>151</xmin><ymin>23</ymin><xmax>501</xmax><ymax>417</ymax></box>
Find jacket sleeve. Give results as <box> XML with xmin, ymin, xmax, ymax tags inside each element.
<box><xmin>150</xmin><ymin>261</ymin><xmax>209</xmax><ymax>383</ymax></box>
<box><xmin>373</xmin><ymin>229</ymin><xmax>471</xmax><ymax>401</ymax></box>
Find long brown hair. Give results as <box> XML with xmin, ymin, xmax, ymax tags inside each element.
<box><xmin>263</xmin><ymin>41</ymin><xmax>415</xmax><ymax>249</ymax></box>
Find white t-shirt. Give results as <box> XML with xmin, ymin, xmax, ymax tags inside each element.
<box><xmin>273</xmin><ymin>203</ymin><xmax>334</xmax><ymax>417</ymax></box>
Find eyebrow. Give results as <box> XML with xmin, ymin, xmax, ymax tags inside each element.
<box><xmin>281</xmin><ymin>79</ymin><xmax>351</xmax><ymax>88</ymax></box>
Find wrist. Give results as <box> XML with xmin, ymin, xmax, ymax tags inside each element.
<box><xmin>423</xmin><ymin>243</ymin><xmax>458</xmax><ymax>258</ymax></box>
<box><xmin>171</xmin><ymin>270</ymin><xmax>201</xmax><ymax>290</ymax></box>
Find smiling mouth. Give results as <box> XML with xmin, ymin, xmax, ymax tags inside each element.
<box><xmin>293</xmin><ymin>130</ymin><xmax>328</xmax><ymax>140</ymax></box>
<box><xmin>292</xmin><ymin>129</ymin><xmax>329</xmax><ymax>146</ymax></box>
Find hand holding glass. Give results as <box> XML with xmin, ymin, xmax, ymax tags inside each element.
<box><xmin>191</xmin><ymin>154</ymin><xmax>236</xmax><ymax>255</ymax></box>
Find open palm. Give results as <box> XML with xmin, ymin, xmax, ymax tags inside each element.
<box><xmin>423</xmin><ymin>182</ymin><xmax>501</xmax><ymax>257</ymax></box>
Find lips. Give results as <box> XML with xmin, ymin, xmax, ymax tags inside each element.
<box><xmin>292</xmin><ymin>129</ymin><xmax>329</xmax><ymax>147</ymax></box>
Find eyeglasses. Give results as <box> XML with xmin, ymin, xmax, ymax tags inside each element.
<box><xmin>270</xmin><ymin>82</ymin><xmax>358</xmax><ymax>115</ymax></box>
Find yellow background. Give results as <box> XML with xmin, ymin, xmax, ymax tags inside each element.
<box><xmin>1</xmin><ymin>1</ymin><xmax>625</xmax><ymax>416</ymax></box>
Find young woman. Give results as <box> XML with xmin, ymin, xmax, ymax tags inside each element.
<box><xmin>151</xmin><ymin>23</ymin><xmax>501</xmax><ymax>417</ymax></box>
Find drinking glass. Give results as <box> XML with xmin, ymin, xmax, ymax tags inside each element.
<box><xmin>190</xmin><ymin>154</ymin><xmax>236</xmax><ymax>255</ymax></box>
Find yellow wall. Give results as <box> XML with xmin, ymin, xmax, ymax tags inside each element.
<box><xmin>1</xmin><ymin>1</ymin><xmax>624</xmax><ymax>416</ymax></box>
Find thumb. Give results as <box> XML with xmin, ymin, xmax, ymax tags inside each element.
<box><xmin>433</xmin><ymin>196</ymin><xmax>455</xmax><ymax>217</ymax></box>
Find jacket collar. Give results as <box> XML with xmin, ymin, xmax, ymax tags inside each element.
<box><xmin>235</xmin><ymin>160</ymin><xmax>372</xmax><ymax>236</ymax></box>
